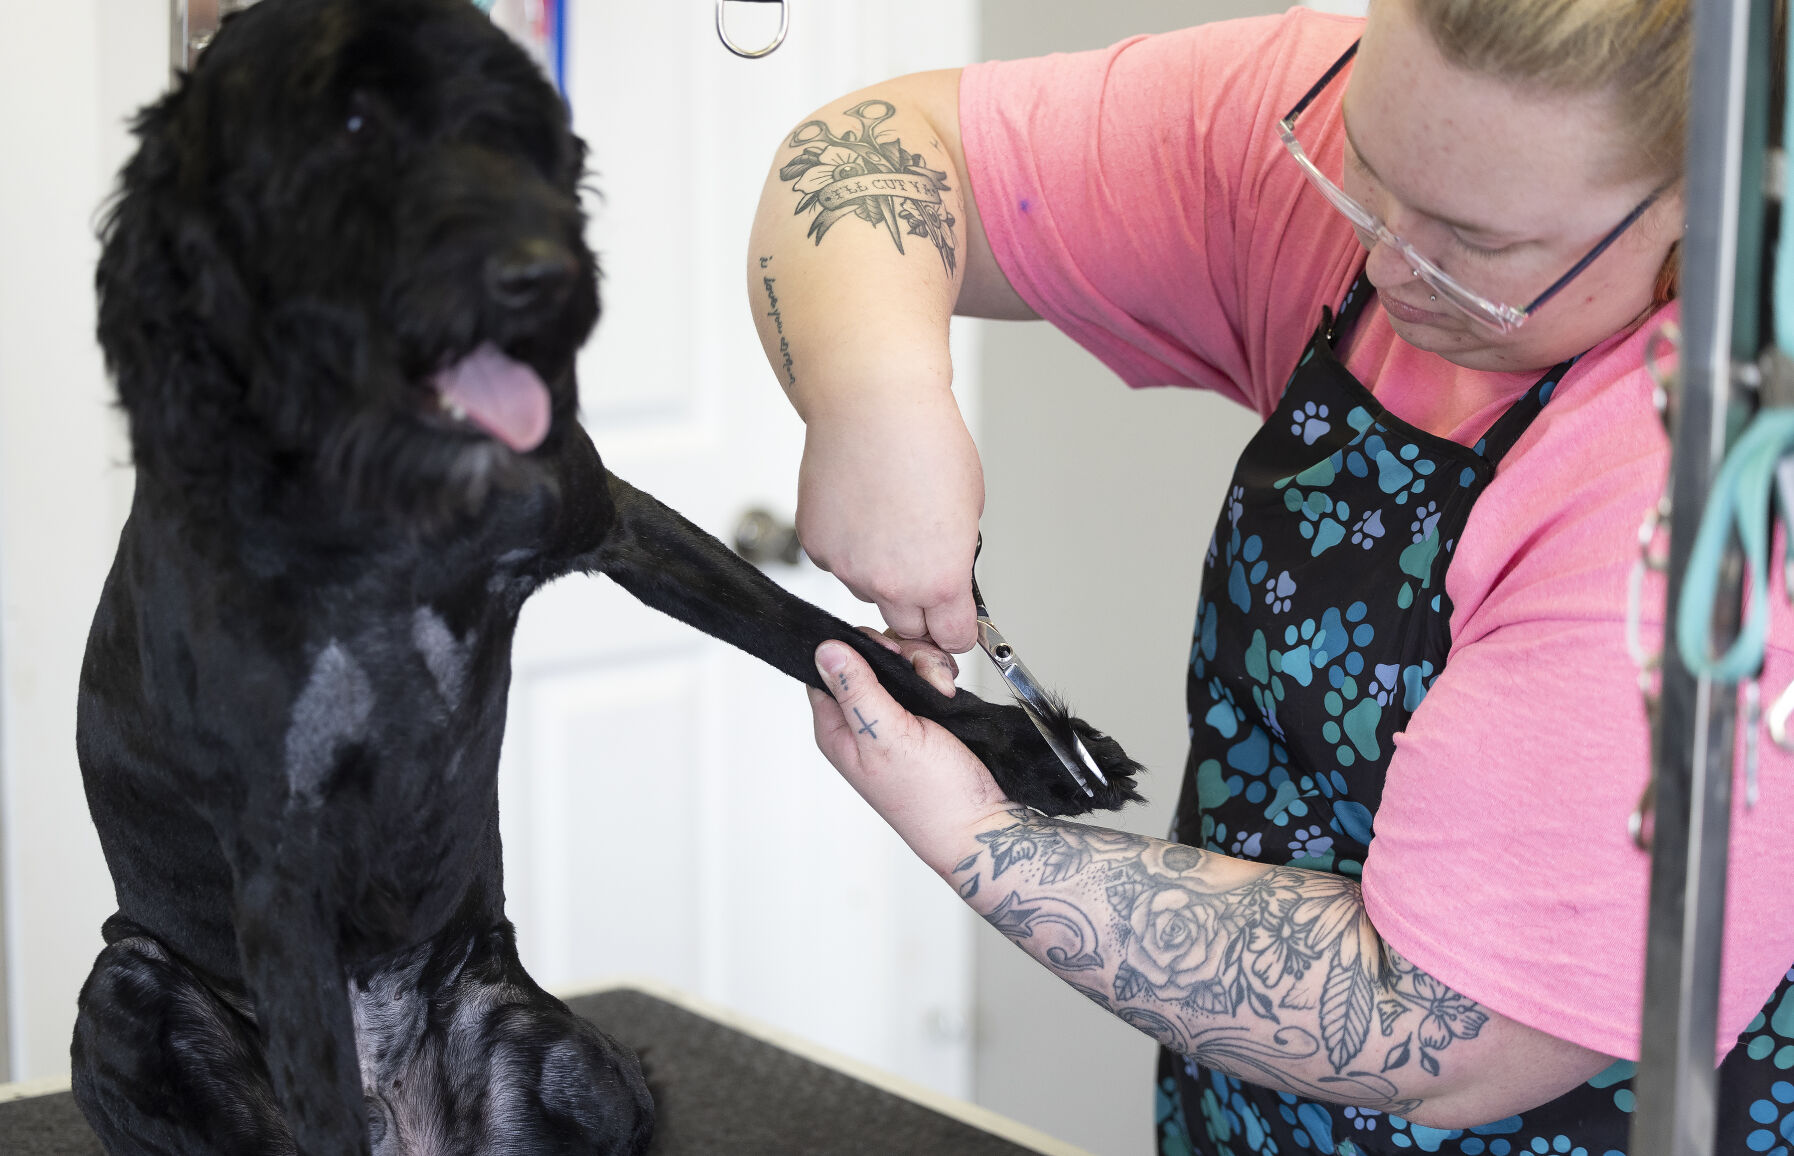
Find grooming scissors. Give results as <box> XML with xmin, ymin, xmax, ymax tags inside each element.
<box><xmin>970</xmin><ymin>536</ymin><xmax>1108</xmax><ymax>798</ymax></box>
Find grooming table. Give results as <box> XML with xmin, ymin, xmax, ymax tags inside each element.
<box><xmin>0</xmin><ymin>982</ymin><xmax>1090</xmax><ymax>1155</ymax></box>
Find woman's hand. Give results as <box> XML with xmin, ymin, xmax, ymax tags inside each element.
<box><xmin>807</xmin><ymin>636</ymin><xmax>1011</xmax><ymax>872</ymax></box>
<box><xmin>795</xmin><ymin>389</ymin><xmax>984</xmax><ymax>653</ymax></box>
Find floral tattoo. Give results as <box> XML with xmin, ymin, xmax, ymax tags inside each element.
<box><xmin>779</xmin><ymin>100</ymin><xmax>959</xmax><ymax>275</ymax></box>
<box><xmin>953</xmin><ymin>809</ymin><xmax>1493</xmax><ymax>1114</ymax></box>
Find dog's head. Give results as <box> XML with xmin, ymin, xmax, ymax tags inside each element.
<box><xmin>99</xmin><ymin>0</ymin><xmax>598</xmax><ymax>524</ymax></box>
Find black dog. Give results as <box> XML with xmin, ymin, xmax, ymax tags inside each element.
<box><xmin>69</xmin><ymin>1</ymin><xmax>1142</xmax><ymax>1152</ymax></box>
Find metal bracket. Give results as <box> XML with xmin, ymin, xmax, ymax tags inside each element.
<box><xmin>170</xmin><ymin>0</ymin><xmax>259</xmax><ymax>76</ymax></box>
<box><xmin>717</xmin><ymin>0</ymin><xmax>788</xmax><ymax>59</ymax></box>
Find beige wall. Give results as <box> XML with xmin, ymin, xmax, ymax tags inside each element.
<box><xmin>969</xmin><ymin>2</ymin><xmax>1299</xmax><ymax>1152</ymax></box>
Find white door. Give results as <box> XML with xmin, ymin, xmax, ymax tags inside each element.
<box><xmin>496</xmin><ymin>0</ymin><xmax>983</xmax><ymax>1098</ymax></box>
<box><xmin>0</xmin><ymin>0</ymin><xmax>981</xmax><ymax>1096</ymax></box>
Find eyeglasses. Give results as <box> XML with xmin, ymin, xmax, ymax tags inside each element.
<box><xmin>1278</xmin><ymin>41</ymin><xmax>1663</xmax><ymax>333</ymax></box>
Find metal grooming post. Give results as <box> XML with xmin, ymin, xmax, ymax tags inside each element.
<box><xmin>1630</xmin><ymin>0</ymin><xmax>1776</xmax><ymax>1152</ymax></box>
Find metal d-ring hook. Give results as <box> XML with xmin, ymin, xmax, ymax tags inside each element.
<box><xmin>717</xmin><ymin>0</ymin><xmax>789</xmax><ymax>59</ymax></box>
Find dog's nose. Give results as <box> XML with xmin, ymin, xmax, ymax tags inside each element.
<box><xmin>487</xmin><ymin>240</ymin><xmax>578</xmax><ymax>311</ymax></box>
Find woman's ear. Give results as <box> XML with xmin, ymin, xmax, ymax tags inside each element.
<box><xmin>97</xmin><ymin>81</ymin><xmax>254</xmax><ymax>484</ymax></box>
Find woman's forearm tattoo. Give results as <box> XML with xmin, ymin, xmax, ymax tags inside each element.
<box><xmin>779</xmin><ymin>100</ymin><xmax>959</xmax><ymax>275</ymax></box>
<box><xmin>955</xmin><ymin>808</ymin><xmax>1491</xmax><ymax>1114</ymax></box>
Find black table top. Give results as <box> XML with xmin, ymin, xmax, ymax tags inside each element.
<box><xmin>0</xmin><ymin>986</ymin><xmax>1075</xmax><ymax>1155</ymax></box>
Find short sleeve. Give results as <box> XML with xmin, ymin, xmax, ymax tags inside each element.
<box><xmin>958</xmin><ymin>9</ymin><xmax>1366</xmax><ymax>417</ymax></box>
<box><xmin>1361</xmin><ymin>314</ymin><xmax>1794</xmax><ymax>1062</ymax></box>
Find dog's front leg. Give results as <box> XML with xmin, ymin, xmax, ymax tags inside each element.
<box><xmin>587</xmin><ymin>471</ymin><xmax>1143</xmax><ymax>816</ymax></box>
<box><xmin>225</xmin><ymin>817</ymin><xmax>372</xmax><ymax>1156</ymax></box>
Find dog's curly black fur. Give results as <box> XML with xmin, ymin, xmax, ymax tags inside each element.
<box><xmin>70</xmin><ymin>0</ymin><xmax>1143</xmax><ymax>1152</ymax></box>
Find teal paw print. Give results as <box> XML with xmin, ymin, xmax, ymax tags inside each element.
<box><xmin>1284</xmin><ymin>487</ymin><xmax>1351</xmax><ymax>556</ymax></box>
<box><xmin>1275</xmin><ymin>615</ymin><xmax>1338</xmax><ymax>687</ymax></box>
<box><xmin>1345</xmin><ymin>434</ymin><xmax>1439</xmax><ymax>506</ymax></box>
<box><xmin>1321</xmin><ymin>681</ymin><xmax>1383</xmax><ymax>766</ymax></box>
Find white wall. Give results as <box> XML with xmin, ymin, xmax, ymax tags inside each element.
<box><xmin>968</xmin><ymin>2</ymin><xmax>1309</xmax><ymax>1154</ymax></box>
<box><xmin>0</xmin><ymin>0</ymin><xmax>164</xmax><ymax>1083</ymax></box>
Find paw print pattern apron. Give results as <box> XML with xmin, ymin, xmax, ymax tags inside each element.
<box><xmin>1155</xmin><ymin>272</ymin><xmax>1794</xmax><ymax>1156</ymax></box>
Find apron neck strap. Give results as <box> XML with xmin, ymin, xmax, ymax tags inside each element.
<box><xmin>1327</xmin><ymin>265</ymin><xmax>1578</xmax><ymax>469</ymax></box>
<box><xmin>1472</xmin><ymin>354</ymin><xmax>1578</xmax><ymax>466</ymax></box>
<box><xmin>1324</xmin><ymin>269</ymin><xmax>1376</xmax><ymax>347</ymax></box>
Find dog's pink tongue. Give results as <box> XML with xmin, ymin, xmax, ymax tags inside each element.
<box><xmin>432</xmin><ymin>343</ymin><xmax>551</xmax><ymax>453</ymax></box>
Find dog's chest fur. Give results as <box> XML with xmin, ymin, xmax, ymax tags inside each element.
<box><xmin>79</xmin><ymin>489</ymin><xmax>555</xmax><ymax>976</ymax></box>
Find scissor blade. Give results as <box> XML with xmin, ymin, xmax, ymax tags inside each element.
<box><xmin>997</xmin><ymin>662</ymin><xmax>1106</xmax><ymax>797</ymax></box>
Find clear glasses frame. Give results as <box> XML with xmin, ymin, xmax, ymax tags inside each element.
<box><xmin>1278</xmin><ymin>41</ymin><xmax>1664</xmax><ymax>333</ymax></box>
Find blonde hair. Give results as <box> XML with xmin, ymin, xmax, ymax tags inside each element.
<box><xmin>1409</xmin><ymin>0</ymin><xmax>1691</xmax><ymax>183</ymax></box>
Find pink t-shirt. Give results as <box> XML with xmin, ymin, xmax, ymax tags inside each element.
<box><xmin>961</xmin><ymin>7</ymin><xmax>1794</xmax><ymax>1063</ymax></box>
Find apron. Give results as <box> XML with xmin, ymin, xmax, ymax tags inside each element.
<box><xmin>1155</xmin><ymin>271</ymin><xmax>1794</xmax><ymax>1156</ymax></box>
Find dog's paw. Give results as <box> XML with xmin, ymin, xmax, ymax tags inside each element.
<box><xmin>950</xmin><ymin>698</ymin><xmax>1144</xmax><ymax>817</ymax></box>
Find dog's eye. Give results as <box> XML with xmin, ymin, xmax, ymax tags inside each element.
<box><xmin>345</xmin><ymin>90</ymin><xmax>381</xmax><ymax>140</ymax></box>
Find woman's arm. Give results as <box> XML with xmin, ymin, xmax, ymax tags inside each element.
<box><xmin>745</xmin><ymin>70</ymin><xmax>1035</xmax><ymax>653</ymax></box>
<box><xmin>808</xmin><ymin>640</ymin><xmax>1617</xmax><ymax>1131</ymax></box>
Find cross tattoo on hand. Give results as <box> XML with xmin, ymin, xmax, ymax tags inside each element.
<box><xmin>852</xmin><ymin>707</ymin><xmax>879</xmax><ymax>739</ymax></box>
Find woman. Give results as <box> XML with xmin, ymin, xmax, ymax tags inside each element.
<box><xmin>747</xmin><ymin>0</ymin><xmax>1794</xmax><ymax>1151</ymax></box>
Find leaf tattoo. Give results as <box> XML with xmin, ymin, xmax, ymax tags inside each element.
<box><xmin>1321</xmin><ymin>955</ymin><xmax>1376</xmax><ymax>1071</ymax></box>
<box><xmin>780</xmin><ymin>100</ymin><xmax>959</xmax><ymax>275</ymax></box>
<box><xmin>1115</xmin><ymin>963</ymin><xmax>1149</xmax><ymax>1002</ymax></box>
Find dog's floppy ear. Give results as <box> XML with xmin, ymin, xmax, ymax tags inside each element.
<box><xmin>97</xmin><ymin>80</ymin><xmax>257</xmax><ymax>486</ymax></box>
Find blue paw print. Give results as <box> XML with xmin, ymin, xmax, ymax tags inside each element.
<box><xmin>1290</xmin><ymin>825</ymin><xmax>1333</xmax><ymax>857</ymax></box>
<box><xmin>1228</xmin><ymin>534</ymin><xmax>1267</xmax><ymax>612</ymax></box>
<box><xmin>1203</xmin><ymin>677</ymin><xmax>1248</xmax><ymax>738</ymax></box>
<box><xmin>1370</xmin><ymin>663</ymin><xmax>1400</xmax><ymax>706</ymax></box>
<box><xmin>1291</xmin><ymin>400</ymin><xmax>1332</xmax><ymax>445</ymax></box>
<box><xmin>1410</xmin><ymin>500</ymin><xmax>1441</xmax><ymax>544</ymax></box>
<box><xmin>1343</xmin><ymin>1106</ymin><xmax>1380</xmax><ymax>1133</ymax></box>
<box><xmin>1351</xmin><ymin>509</ymin><xmax>1385</xmax><ymax>549</ymax></box>
<box><xmin>1401</xmin><ymin>660</ymin><xmax>1438</xmax><ymax>710</ymax></box>
<box><xmin>1228</xmin><ymin>484</ymin><xmax>1245</xmax><ymax>529</ymax></box>
<box><xmin>1264</xmin><ymin>570</ymin><xmax>1296</xmax><ymax>614</ymax></box>
<box><xmin>1230</xmin><ymin>830</ymin><xmax>1263</xmax><ymax>858</ymax></box>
